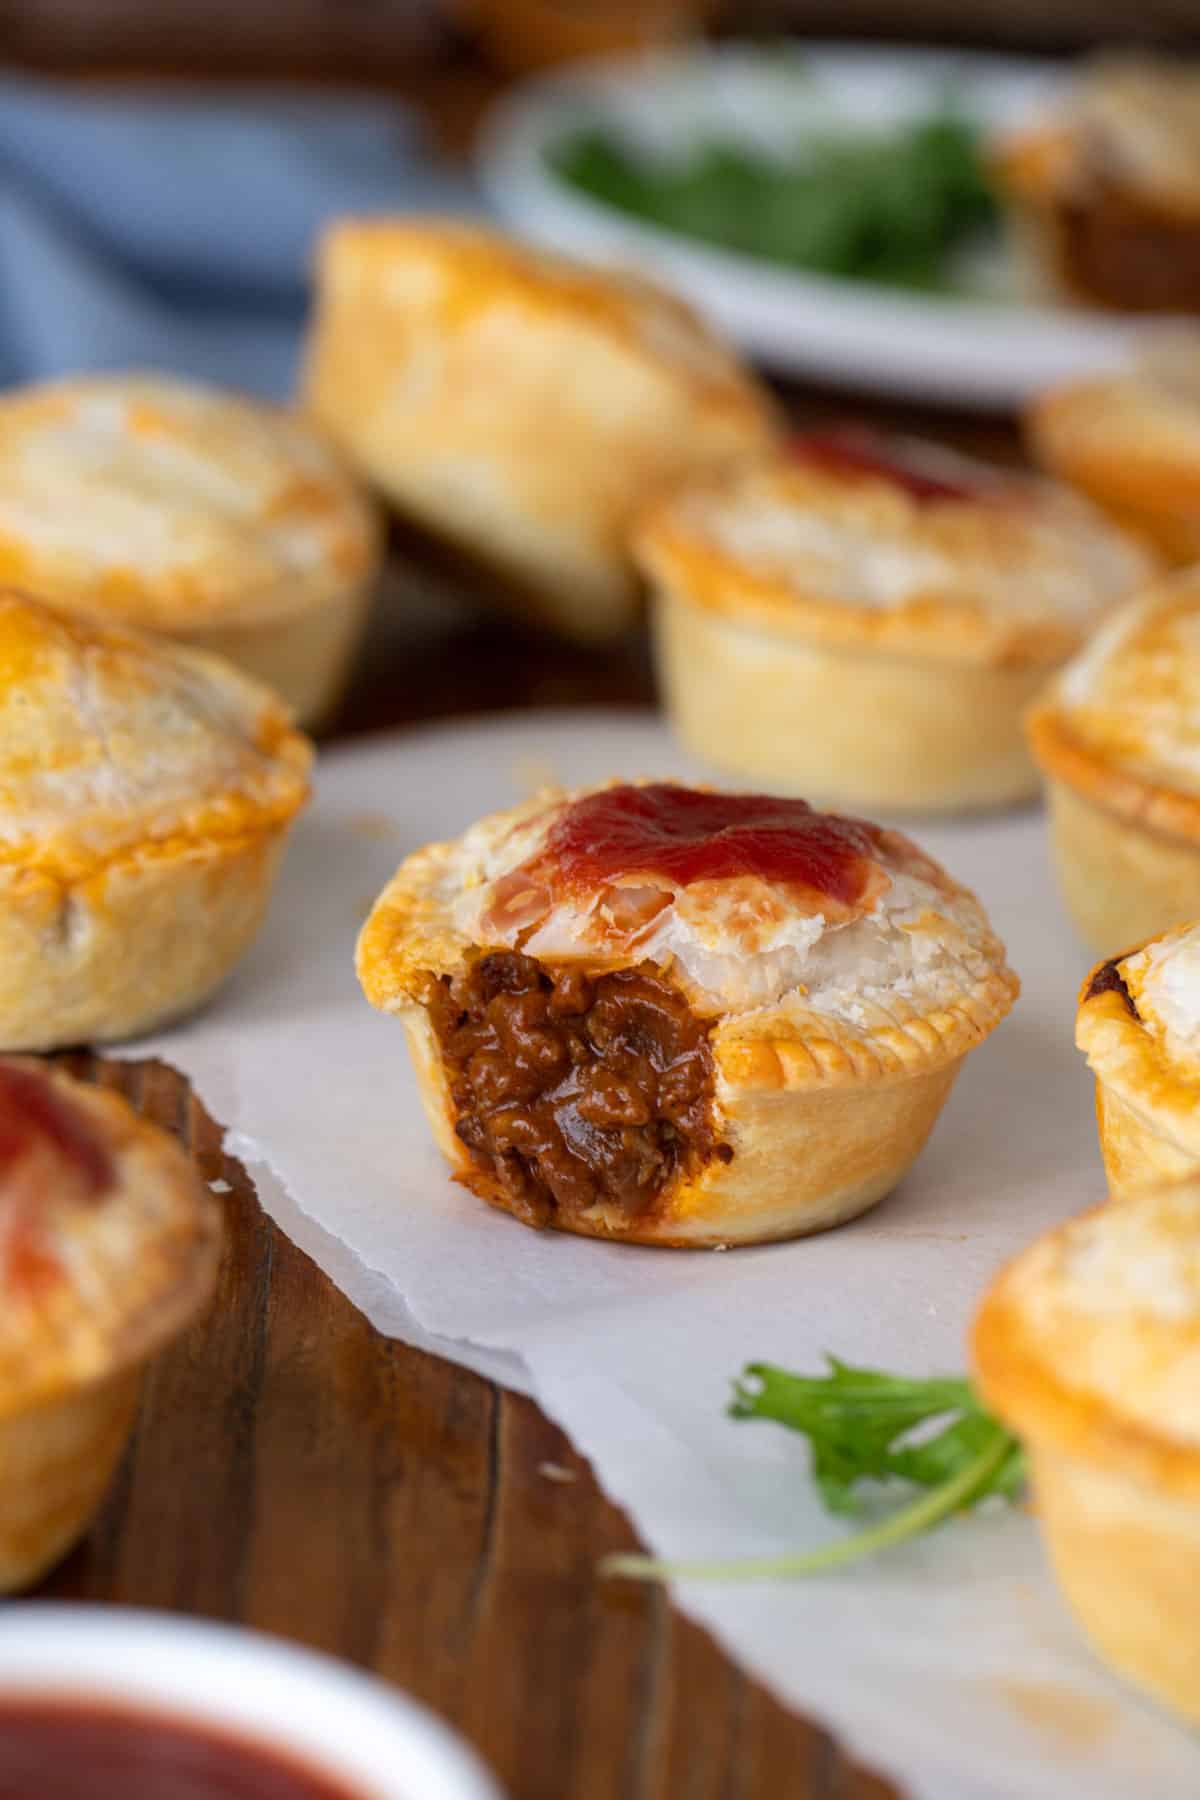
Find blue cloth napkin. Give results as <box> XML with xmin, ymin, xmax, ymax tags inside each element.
<box><xmin>0</xmin><ymin>79</ymin><xmax>480</xmax><ymax>397</ymax></box>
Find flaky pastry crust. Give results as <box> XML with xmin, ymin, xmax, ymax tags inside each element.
<box><xmin>0</xmin><ymin>589</ymin><xmax>312</xmax><ymax>1049</ymax></box>
<box><xmin>0</xmin><ymin>373</ymin><xmax>381</xmax><ymax>725</ymax></box>
<box><xmin>303</xmin><ymin>218</ymin><xmax>780</xmax><ymax>644</ymax></box>
<box><xmin>358</xmin><ymin>785</ymin><xmax>1016</xmax><ymax>1246</ymax></box>
<box><xmin>973</xmin><ymin>1182</ymin><xmax>1200</xmax><ymax>1725</ymax></box>
<box><xmin>1029</xmin><ymin>572</ymin><xmax>1200</xmax><ymax>952</ymax></box>
<box><xmin>0</xmin><ymin>1062</ymin><xmax>221</xmax><ymax>1590</ymax></box>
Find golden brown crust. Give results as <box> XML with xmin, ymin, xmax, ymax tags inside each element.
<box><xmin>0</xmin><ymin>373</ymin><xmax>380</xmax><ymax>631</ymax></box>
<box><xmin>303</xmin><ymin>218</ymin><xmax>781</xmax><ymax>643</ymax></box>
<box><xmin>1027</xmin><ymin>701</ymin><xmax>1200</xmax><ymax>847</ymax></box>
<box><xmin>358</xmin><ymin>784</ymin><xmax>1016</xmax><ymax>1246</ymax></box>
<box><xmin>0</xmin><ymin>591</ymin><xmax>311</xmax><ymax>1047</ymax></box>
<box><xmin>653</xmin><ymin>585</ymin><xmax>1052</xmax><ymax>814</ymax></box>
<box><xmin>972</xmin><ymin>1193</ymin><xmax>1200</xmax><ymax>1501</ymax></box>
<box><xmin>635</xmin><ymin>455</ymin><xmax>1151</xmax><ymax>669</ymax></box>
<box><xmin>1029</xmin><ymin>370</ymin><xmax>1200</xmax><ymax>565</ymax></box>
<box><xmin>0</xmin><ymin>1065</ymin><xmax>222</xmax><ymax>1420</ymax></box>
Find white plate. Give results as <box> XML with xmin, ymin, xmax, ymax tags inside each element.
<box><xmin>478</xmin><ymin>43</ymin><xmax>1158</xmax><ymax>410</ymax></box>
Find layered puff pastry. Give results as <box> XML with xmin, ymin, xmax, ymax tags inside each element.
<box><xmin>994</xmin><ymin>57</ymin><xmax>1200</xmax><ymax>313</ymax></box>
<box><xmin>973</xmin><ymin>1181</ymin><xmax>1200</xmax><ymax>1729</ymax></box>
<box><xmin>357</xmin><ymin>780</ymin><xmax>1017</xmax><ymax>1246</ymax></box>
<box><xmin>303</xmin><ymin>219</ymin><xmax>780</xmax><ymax>644</ymax></box>
<box><xmin>0</xmin><ymin>589</ymin><xmax>311</xmax><ymax>1050</ymax></box>
<box><xmin>0</xmin><ymin>373</ymin><xmax>381</xmax><ymax>728</ymax></box>
<box><xmin>0</xmin><ymin>1058</ymin><xmax>220</xmax><ymax>1590</ymax></box>
<box><xmin>1027</xmin><ymin>569</ymin><xmax>1200</xmax><ymax>956</ymax></box>
<box><xmin>1029</xmin><ymin>343</ymin><xmax>1200</xmax><ymax>565</ymax></box>
<box><xmin>636</xmin><ymin>431</ymin><xmax>1154</xmax><ymax>813</ymax></box>
<box><xmin>1077</xmin><ymin>922</ymin><xmax>1200</xmax><ymax>1199</ymax></box>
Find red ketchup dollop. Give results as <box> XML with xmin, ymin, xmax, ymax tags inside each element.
<box><xmin>0</xmin><ymin>1062</ymin><xmax>115</xmax><ymax>1296</ymax></box>
<box><xmin>0</xmin><ymin>1063</ymin><xmax>114</xmax><ymax>1196</ymax></box>
<box><xmin>540</xmin><ymin>784</ymin><xmax>882</xmax><ymax>908</ymax></box>
<box><xmin>0</xmin><ymin>1701</ymin><xmax>364</xmax><ymax>1800</ymax></box>
<box><xmin>788</xmin><ymin>427</ymin><xmax>985</xmax><ymax>505</ymax></box>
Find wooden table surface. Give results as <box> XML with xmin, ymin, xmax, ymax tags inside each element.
<box><xmin>36</xmin><ymin>387</ymin><xmax>1021</xmax><ymax>1800</ymax></box>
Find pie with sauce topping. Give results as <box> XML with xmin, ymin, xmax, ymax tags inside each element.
<box><xmin>1077</xmin><ymin>921</ymin><xmax>1200</xmax><ymax>1199</ymax></box>
<box><xmin>303</xmin><ymin>218</ymin><xmax>780</xmax><ymax>645</ymax></box>
<box><xmin>1029</xmin><ymin>340</ymin><xmax>1200</xmax><ymax>565</ymax></box>
<box><xmin>0</xmin><ymin>588</ymin><xmax>312</xmax><ymax>1050</ymax></box>
<box><xmin>1027</xmin><ymin>567</ymin><xmax>1200</xmax><ymax>955</ymax></box>
<box><xmin>0</xmin><ymin>373</ymin><xmax>381</xmax><ymax>729</ymax></box>
<box><xmin>972</xmin><ymin>1180</ymin><xmax>1200</xmax><ymax>1729</ymax></box>
<box><xmin>357</xmin><ymin>781</ymin><xmax>1018</xmax><ymax>1246</ymax></box>
<box><xmin>0</xmin><ymin>1058</ymin><xmax>220</xmax><ymax>1591</ymax></box>
<box><xmin>635</xmin><ymin>431</ymin><xmax>1153</xmax><ymax>813</ymax></box>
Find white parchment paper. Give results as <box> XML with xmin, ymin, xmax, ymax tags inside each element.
<box><xmin>123</xmin><ymin>709</ymin><xmax>1200</xmax><ymax>1800</ymax></box>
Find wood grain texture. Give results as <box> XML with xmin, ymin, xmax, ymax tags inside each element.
<box><xmin>39</xmin><ymin>1054</ymin><xmax>897</xmax><ymax>1800</ymax></box>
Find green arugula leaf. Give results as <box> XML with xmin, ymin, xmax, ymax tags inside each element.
<box><xmin>603</xmin><ymin>1356</ymin><xmax>1023</xmax><ymax>1585</ymax></box>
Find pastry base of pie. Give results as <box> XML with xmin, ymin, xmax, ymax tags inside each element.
<box><xmin>1027</xmin><ymin>1446</ymin><xmax>1200</xmax><ymax>1728</ymax></box>
<box><xmin>0</xmin><ymin>831</ymin><xmax>290</xmax><ymax>1051</ymax></box>
<box><xmin>1043</xmin><ymin>776</ymin><xmax>1200</xmax><ymax>956</ymax></box>
<box><xmin>179</xmin><ymin>578</ymin><xmax>373</xmax><ymax>731</ymax></box>
<box><xmin>0</xmin><ymin>1365</ymin><xmax>141</xmax><ymax>1592</ymax></box>
<box><xmin>1094</xmin><ymin>1079</ymin><xmax>1197</xmax><ymax>1199</ymax></box>
<box><xmin>654</xmin><ymin>589</ymin><xmax>1049</xmax><ymax>813</ymax></box>
<box><xmin>402</xmin><ymin>1007</ymin><xmax>964</xmax><ymax>1247</ymax></box>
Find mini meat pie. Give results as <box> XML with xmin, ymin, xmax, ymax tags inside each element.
<box><xmin>1029</xmin><ymin>342</ymin><xmax>1200</xmax><ymax>565</ymax></box>
<box><xmin>357</xmin><ymin>781</ymin><xmax>1017</xmax><ymax>1246</ymax></box>
<box><xmin>1027</xmin><ymin>568</ymin><xmax>1200</xmax><ymax>955</ymax></box>
<box><xmin>635</xmin><ymin>431</ymin><xmax>1153</xmax><ymax>813</ymax></box>
<box><xmin>0</xmin><ymin>589</ymin><xmax>312</xmax><ymax>1050</ymax></box>
<box><xmin>1077</xmin><ymin>922</ymin><xmax>1200</xmax><ymax>1198</ymax></box>
<box><xmin>0</xmin><ymin>1058</ymin><xmax>220</xmax><ymax>1591</ymax></box>
<box><xmin>994</xmin><ymin>57</ymin><xmax>1200</xmax><ymax>313</ymax></box>
<box><xmin>303</xmin><ymin>219</ymin><xmax>780</xmax><ymax>644</ymax></box>
<box><xmin>0</xmin><ymin>373</ymin><xmax>381</xmax><ymax>728</ymax></box>
<box><xmin>973</xmin><ymin>1181</ymin><xmax>1200</xmax><ymax>1729</ymax></box>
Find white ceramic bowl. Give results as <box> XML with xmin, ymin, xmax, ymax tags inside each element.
<box><xmin>0</xmin><ymin>1606</ymin><xmax>503</xmax><ymax>1800</ymax></box>
<box><xmin>479</xmin><ymin>43</ymin><xmax>1154</xmax><ymax>409</ymax></box>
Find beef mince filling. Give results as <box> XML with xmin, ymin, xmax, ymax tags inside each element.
<box><xmin>1086</xmin><ymin>957</ymin><xmax>1138</xmax><ymax>1018</ymax></box>
<box><xmin>429</xmin><ymin>951</ymin><xmax>730</xmax><ymax>1229</ymax></box>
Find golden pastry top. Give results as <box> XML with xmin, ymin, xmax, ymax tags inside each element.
<box><xmin>1029</xmin><ymin>339</ymin><xmax>1200</xmax><ymax>524</ymax></box>
<box><xmin>357</xmin><ymin>780</ymin><xmax>1017</xmax><ymax>1090</ymax></box>
<box><xmin>634</xmin><ymin>440</ymin><xmax>1152</xmax><ymax>666</ymax></box>
<box><xmin>1076</xmin><ymin>922</ymin><xmax>1200</xmax><ymax>1159</ymax></box>
<box><xmin>309</xmin><ymin>217</ymin><xmax>778</xmax><ymax>423</ymax></box>
<box><xmin>0</xmin><ymin>589</ymin><xmax>312</xmax><ymax>884</ymax></box>
<box><xmin>1027</xmin><ymin>570</ymin><xmax>1200</xmax><ymax>839</ymax></box>
<box><xmin>0</xmin><ymin>373</ymin><xmax>379</xmax><ymax>629</ymax></box>
<box><xmin>997</xmin><ymin>56</ymin><xmax>1200</xmax><ymax>214</ymax></box>
<box><xmin>973</xmin><ymin>1181</ymin><xmax>1200</xmax><ymax>1496</ymax></box>
<box><xmin>0</xmin><ymin>1059</ymin><xmax>220</xmax><ymax>1419</ymax></box>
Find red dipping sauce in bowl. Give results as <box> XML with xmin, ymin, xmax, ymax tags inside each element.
<box><xmin>0</xmin><ymin>1608</ymin><xmax>501</xmax><ymax>1800</ymax></box>
<box><xmin>0</xmin><ymin>1701</ymin><xmax>364</xmax><ymax>1800</ymax></box>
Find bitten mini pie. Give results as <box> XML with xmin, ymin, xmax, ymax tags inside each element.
<box><xmin>358</xmin><ymin>781</ymin><xmax>1017</xmax><ymax>1246</ymax></box>
<box><xmin>0</xmin><ymin>1058</ymin><xmax>220</xmax><ymax>1591</ymax></box>
<box><xmin>0</xmin><ymin>373</ymin><xmax>381</xmax><ymax>728</ymax></box>
<box><xmin>303</xmin><ymin>219</ymin><xmax>780</xmax><ymax>643</ymax></box>
<box><xmin>0</xmin><ymin>589</ymin><xmax>312</xmax><ymax>1050</ymax></box>
<box><xmin>636</xmin><ymin>431</ymin><xmax>1153</xmax><ymax>812</ymax></box>
<box><xmin>1027</xmin><ymin>568</ymin><xmax>1200</xmax><ymax>955</ymax></box>
<box><xmin>1077</xmin><ymin>922</ymin><xmax>1200</xmax><ymax>1198</ymax></box>
<box><xmin>1029</xmin><ymin>342</ymin><xmax>1200</xmax><ymax>565</ymax></box>
<box><xmin>994</xmin><ymin>56</ymin><xmax>1200</xmax><ymax>313</ymax></box>
<box><xmin>973</xmin><ymin>1181</ymin><xmax>1200</xmax><ymax>1729</ymax></box>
